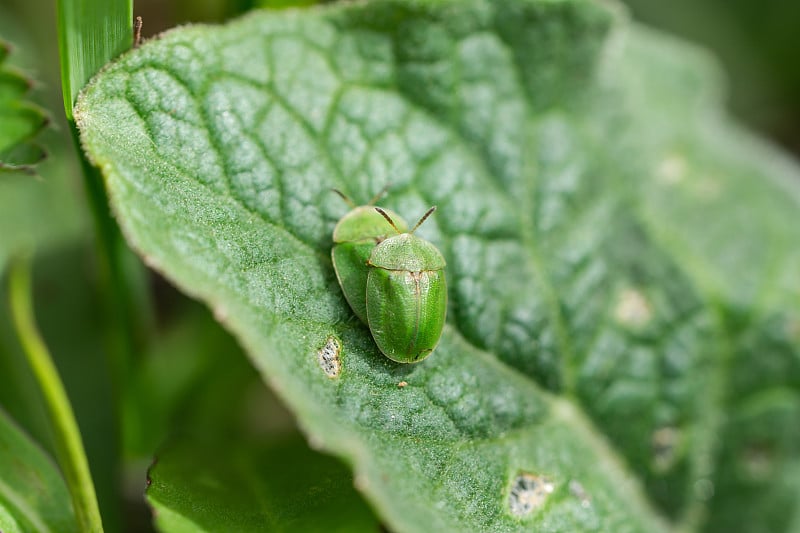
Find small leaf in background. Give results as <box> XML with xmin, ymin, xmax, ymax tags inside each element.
<box><xmin>76</xmin><ymin>0</ymin><xmax>800</xmax><ymax>531</ymax></box>
<box><xmin>0</xmin><ymin>404</ymin><xmax>78</xmax><ymax>532</ymax></box>
<box><xmin>0</xmin><ymin>38</ymin><xmax>47</xmax><ymax>173</ymax></box>
<box><xmin>147</xmin><ymin>435</ymin><xmax>379</xmax><ymax>533</ymax></box>
<box><xmin>123</xmin><ymin>304</ymin><xmax>274</xmax><ymax>458</ymax></box>
<box><xmin>0</xmin><ymin>12</ymin><xmax>87</xmax><ymax>268</ymax></box>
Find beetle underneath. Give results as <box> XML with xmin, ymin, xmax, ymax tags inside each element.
<box><xmin>330</xmin><ymin>187</ymin><xmax>408</xmax><ymax>324</ymax></box>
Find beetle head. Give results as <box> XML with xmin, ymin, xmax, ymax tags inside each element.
<box><xmin>374</xmin><ymin>205</ymin><xmax>437</xmax><ymax>235</ymax></box>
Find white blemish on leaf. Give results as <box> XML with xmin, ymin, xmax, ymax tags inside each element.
<box><xmin>508</xmin><ymin>472</ymin><xmax>554</xmax><ymax>517</ymax></box>
<box><xmin>614</xmin><ymin>288</ymin><xmax>652</xmax><ymax>328</ymax></box>
<box><xmin>317</xmin><ymin>336</ymin><xmax>341</xmax><ymax>378</ymax></box>
<box><xmin>656</xmin><ymin>153</ymin><xmax>686</xmax><ymax>185</ymax></box>
<box><xmin>568</xmin><ymin>480</ymin><xmax>591</xmax><ymax>508</ymax></box>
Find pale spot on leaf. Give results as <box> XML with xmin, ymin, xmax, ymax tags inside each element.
<box><xmin>656</xmin><ymin>153</ymin><xmax>686</xmax><ymax>185</ymax></box>
<box><xmin>317</xmin><ymin>336</ymin><xmax>341</xmax><ymax>378</ymax></box>
<box><xmin>508</xmin><ymin>472</ymin><xmax>554</xmax><ymax>517</ymax></box>
<box><xmin>614</xmin><ymin>288</ymin><xmax>652</xmax><ymax>328</ymax></box>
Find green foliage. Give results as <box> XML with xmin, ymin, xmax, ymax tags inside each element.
<box><xmin>623</xmin><ymin>0</ymin><xmax>800</xmax><ymax>141</ymax></box>
<box><xmin>0</xmin><ymin>409</ymin><xmax>78</xmax><ymax>532</ymax></box>
<box><xmin>57</xmin><ymin>0</ymin><xmax>132</xmax><ymax>119</ymax></box>
<box><xmin>66</xmin><ymin>0</ymin><xmax>800</xmax><ymax>531</ymax></box>
<box><xmin>0</xmin><ymin>39</ymin><xmax>47</xmax><ymax>173</ymax></box>
<box><xmin>7</xmin><ymin>257</ymin><xmax>103</xmax><ymax>532</ymax></box>
<box><xmin>0</xmin><ymin>157</ymin><xmax>86</xmax><ymax>269</ymax></box>
<box><xmin>147</xmin><ymin>436</ymin><xmax>379</xmax><ymax>532</ymax></box>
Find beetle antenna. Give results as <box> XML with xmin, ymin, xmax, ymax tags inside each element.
<box><xmin>367</xmin><ymin>182</ymin><xmax>392</xmax><ymax>206</ymax></box>
<box><xmin>374</xmin><ymin>207</ymin><xmax>402</xmax><ymax>234</ymax></box>
<box><xmin>331</xmin><ymin>188</ymin><xmax>356</xmax><ymax>208</ymax></box>
<box><xmin>410</xmin><ymin>206</ymin><xmax>436</xmax><ymax>233</ymax></box>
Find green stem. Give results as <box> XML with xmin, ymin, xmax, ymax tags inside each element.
<box><xmin>69</xmin><ymin>121</ymin><xmax>142</xmax><ymax>377</ymax></box>
<box><xmin>8</xmin><ymin>257</ymin><xmax>104</xmax><ymax>533</ymax></box>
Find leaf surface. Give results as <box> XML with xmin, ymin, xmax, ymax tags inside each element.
<box><xmin>76</xmin><ymin>1</ymin><xmax>800</xmax><ymax>531</ymax></box>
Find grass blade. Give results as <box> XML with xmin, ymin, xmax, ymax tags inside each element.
<box><xmin>57</xmin><ymin>0</ymin><xmax>132</xmax><ymax>120</ymax></box>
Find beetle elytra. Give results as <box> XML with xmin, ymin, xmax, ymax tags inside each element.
<box><xmin>366</xmin><ymin>207</ymin><xmax>446</xmax><ymax>363</ymax></box>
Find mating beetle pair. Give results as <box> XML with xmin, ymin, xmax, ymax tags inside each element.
<box><xmin>331</xmin><ymin>188</ymin><xmax>446</xmax><ymax>363</ymax></box>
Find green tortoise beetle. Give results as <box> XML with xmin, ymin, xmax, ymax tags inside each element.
<box><xmin>331</xmin><ymin>187</ymin><xmax>408</xmax><ymax>324</ymax></box>
<box><xmin>366</xmin><ymin>207</ymin><xmax>447</xmax><ymax>363</ymax></box>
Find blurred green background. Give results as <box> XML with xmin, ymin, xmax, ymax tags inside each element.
<box><xmin>624</xmin><ymin>0</ymin><xmax>800</xmax><ymax>155</ymax></box>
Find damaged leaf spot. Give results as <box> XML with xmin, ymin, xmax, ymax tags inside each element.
<box><xmin>614</xmin><ymin>288</ymin><xmax>652</xmax><ymax>328</ymax></box>
<box><xmin>508</xmin><ymin>472</ymin><xmax>554</xmax><ymax>517</ymax></box>
<box><xmin>317</xmin><ymin>336</ymin><xmax>342</xmax><ymax>378</ymax></box>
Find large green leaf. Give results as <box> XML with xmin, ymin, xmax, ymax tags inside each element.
<box><xmin>0</xmin><ymin>408</ymin><xmax>77</xmax><ymax>533</ymax></box>
<box><xmin>76</xmin><ymin>0</ymin><xmax>800</xmax><ymax>531</ymax></box>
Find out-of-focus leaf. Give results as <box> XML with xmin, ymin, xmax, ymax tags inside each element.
<box><xmin>0</xmin><ymin>408</ymin><xmax>78</xmax><ymax>533</ymax></box>
<box><xmin>147</xmin><ymin>435</ymin><xmax>379</xmax><ymax>533</ymax></box>
<box><xmin>123</xmin><ymin>304</ymin><xmax>274</xmax><ymax>457</ymax></box>
<box><xmin>0</xmin><ymin>246</ymin><xmax>120</xmax><ymax>532</ymax></box>
<box><xmin>0</xmin><ymin>39</ymin><xmax>47</xmax><ymax>173</ymax></box>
